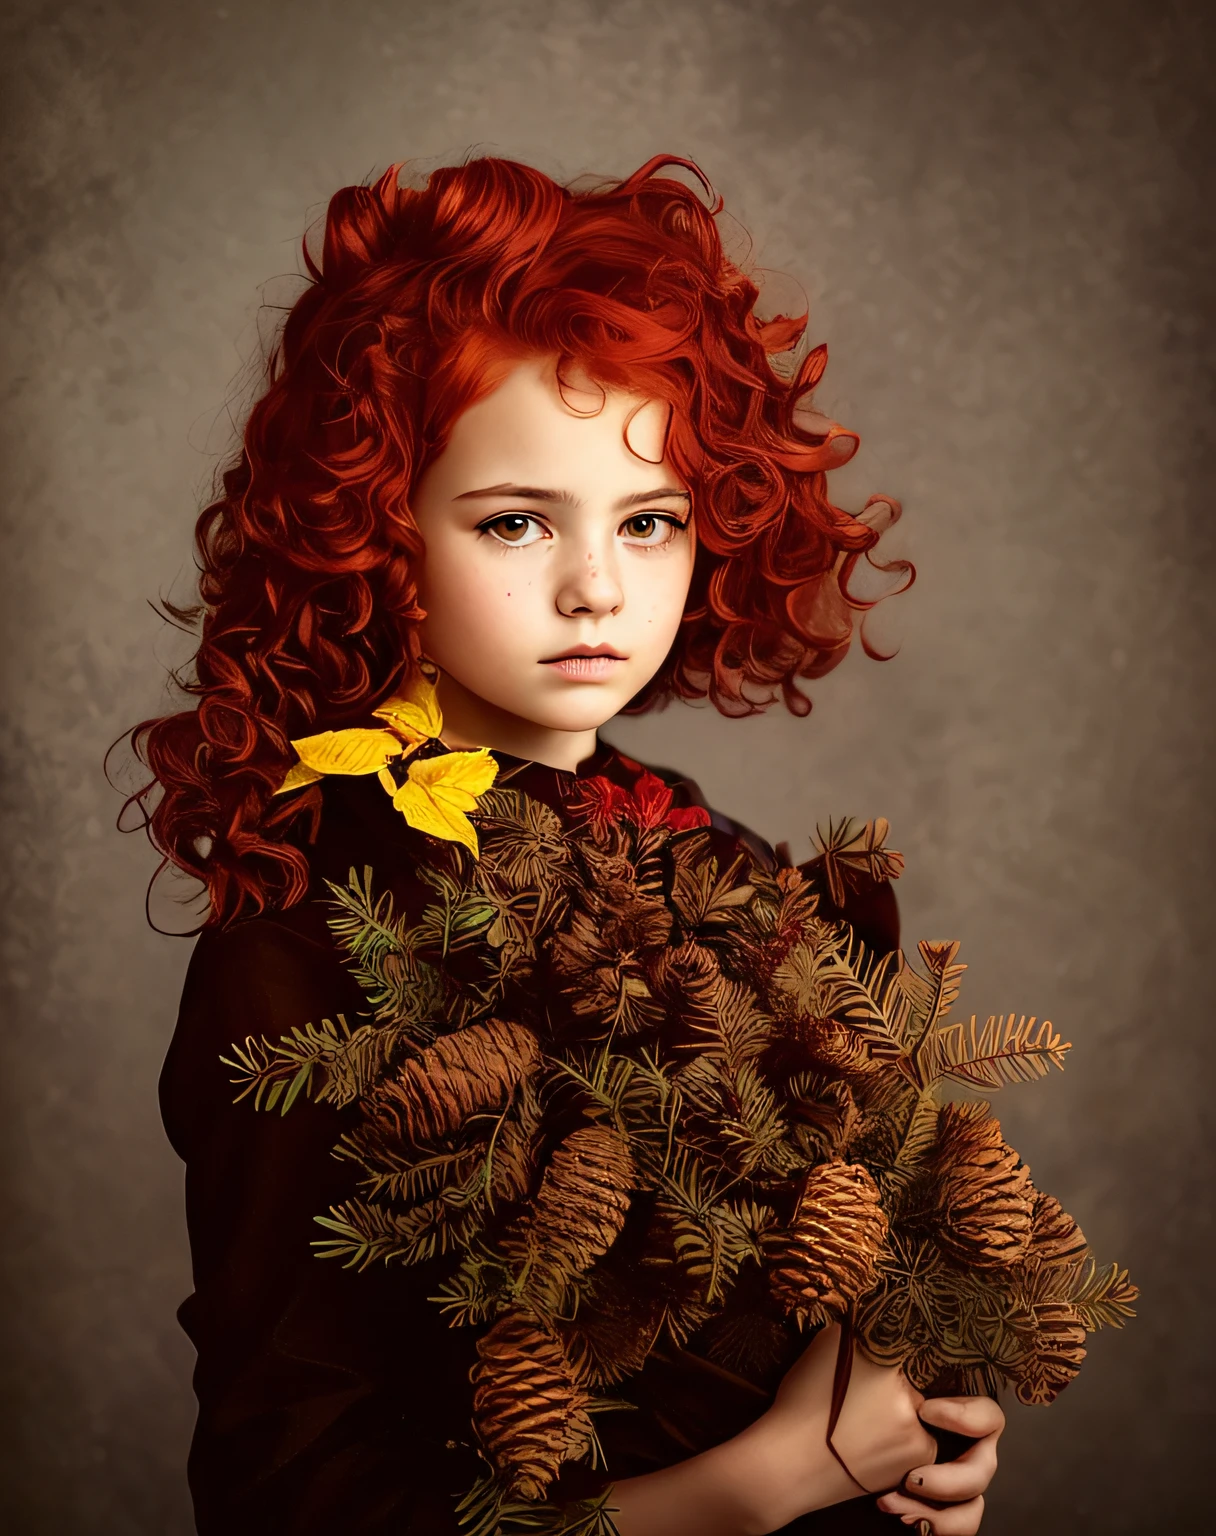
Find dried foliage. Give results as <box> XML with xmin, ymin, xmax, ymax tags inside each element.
<box><xmin>228</xmin><ymin>791</ymin><xmax>1137</xmax><ymax>1532</ymax></box>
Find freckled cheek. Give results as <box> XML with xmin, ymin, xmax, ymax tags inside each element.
<box><xmin>455</xmin><ymin>571</ymin><xmax>545</xmax><ymax>656</ymax></box>
<box><xmin>633</xmin><ymin>565</ymin><xmax>690</xmax><ymax>637</ymax></box>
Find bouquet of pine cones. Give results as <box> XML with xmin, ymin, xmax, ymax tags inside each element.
<box><xmin>227</xmin><ymin>776</ymin><xmax>1136</xmax><ymax>1534</ymax></box>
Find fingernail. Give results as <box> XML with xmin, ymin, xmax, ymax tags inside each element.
<box><xmin>909</xmin><ymin>1474</ymin><xmax>924</xmax><ymax>1487</ymax></box>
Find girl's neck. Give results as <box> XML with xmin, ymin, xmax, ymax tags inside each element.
<box><xmin>434</xmin><ymin>671</ymin><xmax>601</xmax><ymax>774</ymax></box>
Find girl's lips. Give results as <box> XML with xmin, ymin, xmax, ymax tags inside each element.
<box><xmin>542</xmin><ymin>655</ymin><xmax>626</xmax><ymax>681</ymax></box>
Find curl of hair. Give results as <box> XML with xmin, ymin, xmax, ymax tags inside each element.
<box><xmin>125</xmin><ymin>153</ymin><xmax>911</xmax><ymax>927</ymax></box>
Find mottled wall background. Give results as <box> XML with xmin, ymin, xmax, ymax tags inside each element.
<box><xmin>1</xmin><ymin>0</ymin><xmax>1211</xmax><ymax>1530</ymax></box>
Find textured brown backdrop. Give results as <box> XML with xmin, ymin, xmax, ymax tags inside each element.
<box><xmin>1</xmin><ymin>0</ymin><xmax>1211</xmax><ymax>1530</ymax></box>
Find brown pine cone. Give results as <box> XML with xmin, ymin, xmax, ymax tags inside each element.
<box><xmin>488</xmin><ymin>1111</ymin><xmax>541</xmax><ymax>1206</ymax></box>
<box><xmin>551</xmin><ymin>900</ymin><xmax>671</xmax><ymax>1034</ymax></box>
<box><xmin>1013</xmin><ymin>1300</ymin><xmax>1088</xmax><ymax>1404</ymax></box>
<box><xmin>352</xmin><ymin>1018</ymin><xmax>539</xmax><ymax>1155</ymax></box>
<box><xmin>1027</xmin><ymin>1192</ymin><xmax>1088</xmax><ymax>1268</ymax></box>
<box><xmin>932</xmin><ymin>1107</ymin><xmax>1034</xmax><ymax>1269</ymax></box>
<box><xmin>767</xmin><ymin>1161</ymin><xmax>888</xmax><ymax>1324</ymax></box>
<box><xmin>563</xmin><ymin>1264</ymin><xmax>667</xmax><ymax>1386</ymax></box>
<box><xmin>512</xmin><ymin>1126</ymin><xmax>634</xmax><ymax>1292</ymax></box>
<box><xmin>472</xmin><ymin>1312</ymin><xmax>594</xmax><ymax>1499</ymax></box>
<box><xmin>647</xmin><ymin>942</ymin><xmax>720</xmax><ymax>1026</ymax></box>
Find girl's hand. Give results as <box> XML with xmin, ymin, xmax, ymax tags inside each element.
<box><xmin>763</xmin><ymin>1324</ymin><xmax>938</xmax><ymax>1517</ymax></box>
<box><xmin>610</xmin><ymin>1327</ymin><xmax>1005</xmax><ymax>1536</ymax></box>
<box><xmin>874</xmin><ymin>1395</ymin><xmax>1006</xmax><ymax>1534</ymax></box>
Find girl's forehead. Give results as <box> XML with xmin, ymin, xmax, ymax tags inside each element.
<box><xmin>434</xmin><ymin>357</ymin><xmax>678</xmax><ymax>491</ymax></box>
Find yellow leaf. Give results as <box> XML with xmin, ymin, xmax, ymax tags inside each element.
<box><xmin>274</xmin><ymin>760</ymin><xmax>325</xmax><ymax>796</ymax></box>
<box><xmin>372</xmin><ymin>672</ymin><xmax>444</xmax><ymax>745</ymax></box>
<box><xmin>412</xmin><ymin>747</ymin><xmax>499</xmax><ymax>799</ymax></box>
<box><xmin>391</xmin><ymin>749</ymin><xmax>499</xmax><ymax>856</ymax></box>
<box><xmin>291</xmin><ymin>727</ymin><xmax>405</xmax><ymax>777</ymax></box>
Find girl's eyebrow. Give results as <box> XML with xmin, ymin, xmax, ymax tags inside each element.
<box><xmin>454</xmin><ymin>483</ymin><xmax>690</xmax><ymax>510</ymax></box>
<box><xmin>455</xmin><ymin>483</ymin><xmax>573</xmax><ymax>503</ymax></box>
<box><xmin>617</xmin><ymin>488</ymin><xmax>691</xmax><ymax>509</ymax></box>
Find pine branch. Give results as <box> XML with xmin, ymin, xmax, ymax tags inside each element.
<box><xmin>416</xmin><ymin>865</ymin><xmax>498</xmax><ymax>957</ymax></box>
<box><xmin>671</xmin><ymin>842</ymin><xmax>754</xmax><ymax>929</ymax></box>
<box><xmin>682</xmin><ymin>972</ymin><xmax>773</xmax><ymax>1070</ymax></box>
<box><xmin>552</xmin><ymin>1049</ymin><xmax>675</xmax><ymax>1185</ymax></box>
<box><xmin>773</xmin><ymin>926</ymin><xmax>906</xmax><ymax>1062</ymax></box>
<box><xmin>930</xmin><ymin>1014</ymin><xmax>1071</xmax><ymax>1090</ymax></box>
<box><xmin>324</xmin><ymin>868</ymin><xmax>446</xmax><ymax>1037</ymax></box>
<box><xmin>221</xmin><ymin>1012</ymin><xmax>391</xmax><ymax>1113</ymax></box>
<box><xmin>811</xmin><ymin>817</ymin><xmax>905</xmax><ymax>907</ymax></box>
<box><xmin>325</xmin><ymin>865</ymin><xmax>399</xmax><ymax>963</ymax></box>
<box><xmin>893</xmin><ymin>1091</ymin><xmax>941</xmax><ymax>1169</ymax></box>
<box><xmin>475</xmin><ymin>791</ymin><xmax>572</xmax><ymax>893</ymax></box>
<box><xmin>432</xmin><ymin>1239</ymin><xmax>530</xmax><ymax>1328</ymax></box>
<box><xmin>653</xmin><ymin>1149</ymin><xmax>758</xmax><ymax>1304</ymax></box>
<box><xmin>715</xmin><ymin>1062</ymin><xmax>797</xmax><ymax>1177</ymax></box>
<box><xmin>901</xmin><ymin>941</ymin><xmax>969</xmax><ymax>1084</ymax></box>
<box><xmin>349</xmin><ymin>1141</ymin><xmax>487</xmax><ymax>1203</ymax></box>
<box><xmin>455</xmin><ymin>1473</ymin><xmax>621</xmax><ymax>1536</ymax></box>
<box><xmin>312</xmin><ymin>1194</ymin><xmax>479</xmax><ymax>1270</ymax></box>
<box><xmin>1069</xmin><ymin>1260</ymin><xmax>1139</xmax><ymax>1331</ymax></box>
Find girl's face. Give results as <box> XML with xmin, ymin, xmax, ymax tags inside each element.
<box><xmin>410</xmin><ymin>355</ymin><xmax>695</xmax><ymax>760</ymax></box>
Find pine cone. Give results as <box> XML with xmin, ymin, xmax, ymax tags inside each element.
<box><xmin>1013</xmin><ymin>1301</ymin><xmax>1088</xmax><ymax>1405</ymax></box>
<box><xmin>352</xmin><ymin>1018</ymin><xmax>539</xmax><ymax>1156</ymax></box>
<box><xmin>472</xmin><ymin>1312</ymin><xmax>594</xmax><ymax>1498</ymax></box>
<box><xmin>511</xmin><ymin>1127</ymin><xmax>635</xmax><ymax>1295</ymax></box>
<box><xmin>786</xmin><ymin>1077</ymin><xmax>861</xmax><ymax>1159</ymax></box>
<box><xmin>767</xmin><ymin>1162</ymin><xmax>888</xmax><ymax>1324</ymax></box>
<box><xmin>1027</xmin><ymin>1192</ymin><xmax>1087</xmax><ymax>1268</ymax></box>
<box><xmin>551</xmin><ymin>893</ymin><xmax>672</xmax><ymax>1035</ymax></box>
<box><xmin>564</xmin><ymin>1264</ymin><xmax>666</xmax><ymax>1387</ymax></box>
<box><xmin>932</xmin><ymin>1107</ymin><xmax>1034</xmax><ymax>1270</ymax></box>
<box><xmin>487</xmin><ymin>1112</ymin><xmax>540</xmax><ymax>1205</ymax></box>
<box><xmin>648</xmin><ymin>942</ymin><xmax>720</xmax><ymax>1025</ymax></box>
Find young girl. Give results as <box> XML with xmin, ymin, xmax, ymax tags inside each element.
<box><xmin>138</xmin><ymin>156</ymin><xmax>1006</xmax><ymax>1535</ymax></box>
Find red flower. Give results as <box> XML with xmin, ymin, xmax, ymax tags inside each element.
<box><xmin>666</xmin><ymin>803</ymin><xmax>714</xmax><ymax>832</ymax></box>
<box><xmin>573</xmin><ymin>771</ymin><xmax>711</xmax><ymax>834</ymax></box>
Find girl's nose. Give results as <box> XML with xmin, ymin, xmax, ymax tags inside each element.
<box><xmin>555</xmin><ymin>544</ymin><xmax>623</xmax><ymax>618</ymax></box>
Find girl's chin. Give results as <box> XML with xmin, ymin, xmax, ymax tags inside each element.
<box><xmin>453</xmin><ymin>667</ymin><xmax>654</xmax><ymax>733</ymax></box>
<box><xmin>531</xmin><ymin>706</ymin><xmax>627</xmax><ymax>734</ymax></box>
<box><xmin>527</xmin><ymin>672</ymin><xmax>646</xmax><ymax>720</ymax></box>
<box><xmin>518</xmin><ymin>694</ymin><xmax>634</xmax><ymax>733</ymax></box>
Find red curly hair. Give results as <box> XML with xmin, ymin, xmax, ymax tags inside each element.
<box><xmin>128</xmin><ymin>153</ymin><xmax>909</xmax><ymax>928</ymax></box>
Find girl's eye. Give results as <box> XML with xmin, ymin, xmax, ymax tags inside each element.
<box><xmin>482</xmin><ymin>514</ymin><xmax>547</xmax><ymax>546</ymax></box>
<box><xmin>620</xmin><ymin>512</ymin><xmax>684</xmax><ymax>546</ymax></box>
